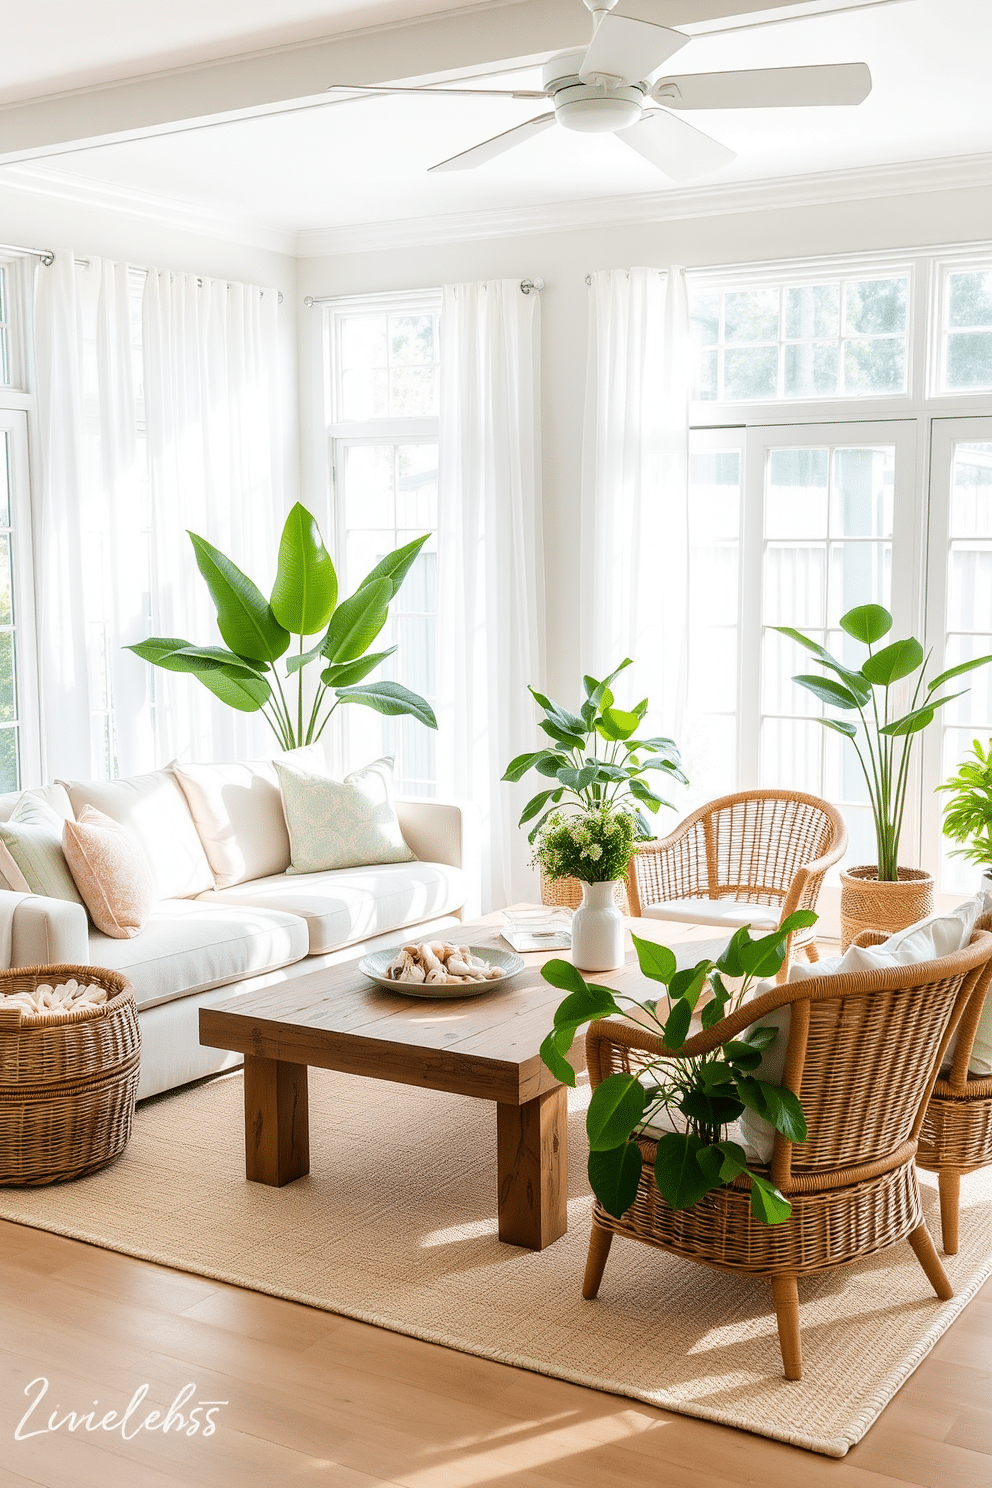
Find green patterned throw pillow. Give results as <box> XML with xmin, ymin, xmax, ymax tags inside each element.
<box><xmin>274</xmin><ymin>756</ymin><xmax>415</xmax><ymax>875</ymax></box>
<box><xmin>0</xmin><ymin>794</ymin><xmax>84</xmax><ymax>905</ymax></box>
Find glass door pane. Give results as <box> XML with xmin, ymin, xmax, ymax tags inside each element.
<box><xmin>335</xmin><ymin>437</ymin><xmax>439</xmax><ymax>796</ymax></box>
<box><xmin>740</xmin><ymin>421</ymin><xmax>919</xmax><ymax>932</ymax></box>
<box><xmin>921</xmin><ymin>417</ymin><xmax>992</xmax><ymax>898</ymax></box>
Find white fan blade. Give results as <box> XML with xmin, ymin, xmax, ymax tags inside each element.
<box><xmin>655</xmin><ymin>63</ymin><xmax>872</xmax><ymax>110</ymax></box>
<box><xmin>579</xmin><ymin>14</ymin><xmax>690</xmax><ymax>87</ymax></box>
<box><xmin>428</xmin><ymin>113</ymin><xmax>556</xmax><ymax>172</ymax></box>
<box><xmin>618</xmin><ymin>109</ymin><xmax>735</xmax><ymax>181</ymax></box>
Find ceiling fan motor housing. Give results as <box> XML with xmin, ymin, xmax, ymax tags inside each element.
<box><xmin>543</xmin><ymin>51</ymin><xmax>645</xmax><ymax>134</ymax></box>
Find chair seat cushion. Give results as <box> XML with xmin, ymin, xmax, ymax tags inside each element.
<box><xmin>196</xmin><ymin>861</ymin><xmax>466</xmax><ymax>955</ymax></box>
<box><xmin>641</xmin><ymin>898</ymin><xmax>780</xmax><ymax>930</ymax></box>
<box><xmin>89</xmin><ymin>899</ymin><xmax>309</xmax><ymax>1011</ymax></box>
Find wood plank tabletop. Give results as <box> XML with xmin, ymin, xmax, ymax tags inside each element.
<box><xmin>199</xmin><ymin>912</ymin><xmax>727</xmax><ymax>1105</ymax></box>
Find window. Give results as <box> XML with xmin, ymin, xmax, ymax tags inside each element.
<box><xmin>0</xmin><ymin>266</ymin><xmax>9</xmax><ymax>387</ymax></box>
<box><xmin>325</xmin><ymin>292</ymin><xmax>441</xmax><ymax>796</ymax></box>
<box><xmin>0</xmin><ymin>412</ymin><xmax>38</xmax><ymax>792</ymax></box>
<box><xmin>939</xmin><ymin>263</ymin><xmax>992</xmax><ymax>393</ymax></box>
<box><xmin>690</xmin><ymin>271</ymin><xmax>910</xmax><ymax>402</ymax></box>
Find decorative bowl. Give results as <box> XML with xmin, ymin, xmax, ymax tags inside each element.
<box><xmin>357</xmin><ymin>944</ymin><xmax>525</xmax><ymax>999</ymax></box>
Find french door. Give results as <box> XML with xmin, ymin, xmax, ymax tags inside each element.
<box><xmin>920</xmin><ymin>416</ymin><xmax>992</xmax><ymax>903</ymax></box>
<box><xmin>689</xmin><ymin>419</ymin><xmax>920</xmax><ymax>934</ymax></box>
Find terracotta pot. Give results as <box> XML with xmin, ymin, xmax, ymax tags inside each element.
<box><xmin>838</xmin><ymin>865</ymin><xmax>935</xmax><ymax>951</ymax></box>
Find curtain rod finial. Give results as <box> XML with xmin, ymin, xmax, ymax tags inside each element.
<box><xmin>520</xmin><ymin>278</ymin><xmax>544</xmax><ymax>295</ymax></box>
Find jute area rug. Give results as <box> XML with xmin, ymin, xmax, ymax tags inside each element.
<box><xmin>1</xmin><ymin>1067</ymin><xmax>991</xmax><ymax>1459</ymax></box>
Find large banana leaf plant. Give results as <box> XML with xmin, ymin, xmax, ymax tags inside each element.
<box><xmin>778</xmin><ymin>603</ymin><xmax>992</xmax><ymax>881</ymax></box>
<box><xmin>127</xmin><ymin>503</ymin><xmax>436</xmax><ymax>750</ymax></box>
<box><xmin>502</xmin><ymin>659</ymin><xmax>687</xmax><ymax>843</ymax></box>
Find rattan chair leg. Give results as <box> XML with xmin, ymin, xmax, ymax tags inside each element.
<box><xmin>582</xmin><ymin>1224</ymin><xmax>614</xmax><ymax>1300</ymax></box>
<box><xmin>907</xmin><ymin>1223</ymin><xmax>954</xmax><ymax>1300</ymax></box>
<box><xmin>937</xmin><ymin>1171</ymin><xmax>961</xmax><ymax>1256</ymax></box>
<box><xmin>805</xmin><ymin>941</ymin><xmax>820</xmax><ymax>963</ymax></box>
<box><xmin>770</xmin><ymin>1273</ymin><xmax>802</xmax><ymax>1380</ymax></box>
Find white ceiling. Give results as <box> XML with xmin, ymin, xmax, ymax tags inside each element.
<box><xmin>0</xmin><ymin>0</ymin><xmax>477</xmax><ymax>105</ymax></box>
<box><xmin>2</xmin><ymin>0</ymin><xmax>990</xmax><ymax>246</ymax></box>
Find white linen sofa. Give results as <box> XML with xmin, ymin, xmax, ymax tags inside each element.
<box><xmin>0</xmin><ymin>763</ymin><xmax>480</xmax><ymax>1100</ymax></box>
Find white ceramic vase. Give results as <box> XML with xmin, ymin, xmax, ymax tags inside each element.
<box><xmin>571</xmin><ymin>880</ymin><xmax>625</xmax><ymax>973</ymax></box>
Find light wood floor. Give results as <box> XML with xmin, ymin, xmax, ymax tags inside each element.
<box><xmin>1</xmin><ymin>1219</ymin><xmax>991</xmax><ymax>1487</ymax></box>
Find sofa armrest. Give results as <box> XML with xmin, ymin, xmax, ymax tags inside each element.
<box><xmin>396</xmin><ymin>798</ymin><xmax>482</xmax><ymax>920</ymax></box>
<box><xmin>7</xmin><ymin>895</ymin><xmax>90</xmax><ymax>968</ymax></box>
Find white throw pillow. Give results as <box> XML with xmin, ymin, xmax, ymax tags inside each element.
<box><xmin>173</xmin><ymin>746</ymin><xmax>326</xmax><ymax>889</ymax></box>
<box><xmin>275</xmin><ymin>756</ymin><xmax>415</xmax><ymax>875</ymax></box>
<box><xmin>59</xmin><ymin>768</ymin><xmax>214</xmax><ymax>900</ymax></box>
<box><xmin>739</xmin><ymin>892</ymin><xmax>992</xmax><ymax>1158</ymax></box>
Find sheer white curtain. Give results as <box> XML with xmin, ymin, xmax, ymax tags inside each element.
<box><xmin>580</xmin><ymin>266</ymin><xmax>691</xmax><ymax>760</ymax></box>
<box><xmin>142</xmin><ymin>270</ymin><xmax>282</xmax><ymax>765</ymax></box>
<box><xmin>32</xmin><ymin>255</ymin><xmax>282</xmax><ymax>780</ymax></box>
<box><xmin>438</xmin><ymin>280</ymin><xmax>544</xmax><ymax>910</ymax></box>
<box><xmin>33</xmin><ymin>253</ymin><xmax>147</xmax><ymax>780</ymax></box>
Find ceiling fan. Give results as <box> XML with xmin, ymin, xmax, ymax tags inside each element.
<box><xmin>328</xmin><ymin>0</ymin><xmax>872</xmax><ymax>182</ymax></box>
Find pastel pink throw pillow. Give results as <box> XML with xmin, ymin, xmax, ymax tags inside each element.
<box><xmin>62</xmin><ymin>805</ymin><xmax>156</xmax><ymax>939</ymax></box>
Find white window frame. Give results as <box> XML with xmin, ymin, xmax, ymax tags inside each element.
<box><xmin>685</xmin><ymin>242</ymin><xmax>992</xmax><ymax>932</ymax></box>
<box><xmin>0</xmin><ymin>409</ymin><xmax>41</xmax><ymax>790</ymax></box>
<box><xmin>321</xmin><ymin>289</ymin><xmax>442</xmax><ymax>787</ymax></box>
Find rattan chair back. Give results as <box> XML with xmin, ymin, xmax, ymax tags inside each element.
<box><xmin>627</xmin><ymin>791</ymin><xmax>847</xmax><ymax>963</ymax></box>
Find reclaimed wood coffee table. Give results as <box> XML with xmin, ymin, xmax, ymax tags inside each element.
<box><xmin>199</xmin><ymin>913</ymin><xmax>721</xmax><ymax>1251</ymax></box>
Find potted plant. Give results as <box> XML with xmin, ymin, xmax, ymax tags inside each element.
<box><xmin>128</xmin><ymin>503</ymin><xmax>436</xmax><ymax>750</ymax></box>
<box><xmin>502</xmin><ymin>659</ymin><xmax>686</xmax><ymax>917</ymax></box>
<box><xmin>533</xmin><ymin>807</ymin><xmax>636</xmax><ymax>971</ymax></box>
<box><xmin>539</xmin><ymin>912</ymin><xmax>816</xmax><ymax>1223</ymax></box>
<box><xmin>776</xmin><ymin>604</ymin><xmax>992</xmax><ymax>946</ymax></box>
<box><xmin>938</xmin><ymin>738</ymin><xmax>992</xmax><ymax>891</ymax></box>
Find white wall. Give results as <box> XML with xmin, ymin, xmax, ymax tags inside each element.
<box><xmin>297</xmin><ymin>179</ymin><xmax>992</xmax><ymax>705</ymax></box>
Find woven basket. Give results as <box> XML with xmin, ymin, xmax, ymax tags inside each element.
<box><xmin>0</xmin><ymin>965</ymin><xmax>140</xmax><ymax>1186</ymax></box>
<box><xmin>839</xmin><ymin>865</ymin><xmax>934</xmax><ymax>952</ymax></box>
<box><xmin>540</xmin><ymin>871</ymin><xmax>630</xmax><ymax>916</ymax></box>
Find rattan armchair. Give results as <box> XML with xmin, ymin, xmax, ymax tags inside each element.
<box><xmin>916</xmin><ymin>912</ymin><xmax>992</xmax><ymax>1254</ymax></box>
<box><xmin>626</xmin><ymin>790</ymin><xmax>847</xmax><ymax>972</ymax></box>
<box><xmin>581</xmin><ymin>929</ymin><xmax>992</xmax><ymax>1379</ymax></box>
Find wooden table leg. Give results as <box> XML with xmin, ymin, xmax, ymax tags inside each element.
<box><xmin>496</xmin><ymin>1085</ymin><xmax>568</xmax><ymax>1250</ymax></box>
<box><xmin>243</xmin><ymin>1054</ymin><xmax>310</xmax><ymax>1187</ymax></box>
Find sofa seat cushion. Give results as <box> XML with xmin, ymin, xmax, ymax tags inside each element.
<box><xmin>88</xmin><ymin>899</ymin><xmax>309</xmax><ymax>1011</ymax></box>
<box><xmin>197</xmin><ymin>861</ymin><xmax>466</xmax><ymax>955</ymax></box>
<box><xmin>642</xmin><ymin>897</ymin><xmax>780</xmax><ymax>930</ymax></box>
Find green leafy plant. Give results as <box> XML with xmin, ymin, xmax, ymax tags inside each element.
<box><xmin>532</xmin><ymin>807</ymin><xmax>636</xmax><ymax>884</ymax></box>
<box><xmin>539</xmin><ymin>911</ymin><xmax>816</xmax><ymax>1224</ymax></box>
<box><xmin>938</xmin><ymin>738</ymin><xmax>992</xmax><ymax>868</ymax></box>
<box><xmin>127</xmin><ymin>503</ymin><xmax>436</xmax><ymax>751</ymax></box>
<box><xmin>777</xmin><ymin>604</ymin><xmax>992</xmax><ymax>882</ymax></box>
<box><xmin>502</xmin><ymin>659</ymin><xmax>687</xmax><ymax>844</ymax></box>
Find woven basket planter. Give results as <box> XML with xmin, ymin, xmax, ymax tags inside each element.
<box><xmin>0</xmin><ymin>965</ymin><xmax>140</xmax><ymax>1186</ymax></box>
<box><xmin>540</xmin><ymin>870</ymin><xmax>630</xmax><ymax>917</ymax></box>
<box><xmin>839</xmin><ymin>865</ymin><xmax>934</xmax><ymax>952</ymax></box>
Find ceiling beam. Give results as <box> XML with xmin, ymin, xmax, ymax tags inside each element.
<box><xmin>0</xmin><ymin>0</ymin><xmax>847</xmax><ymax>165</ymax></box>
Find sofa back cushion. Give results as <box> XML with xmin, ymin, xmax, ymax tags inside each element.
<box><xmin>275</xmin><ymin>756</ymin><xmax>415</xmax><ymax>875</ymax></box>
<box><xmin>63</xmin><ymin>805</ymin><xmax>157</xmax><ymax>939</ymax></box>
<box><xmin>172</xmin><ymin>746</ymin><xmax>326</xmax><ymax>889</ymax></box>
<box><xmin>59</xmin><ymin>768</ymin><xmax>214</xmax><ymax>900</ymax></box>
<box><xmin>0</xmin><ymin>793</ymin><xmax>84</xmax><ymax>905</ymax></box>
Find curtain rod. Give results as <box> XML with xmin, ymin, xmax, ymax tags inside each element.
<box><xmin>0</xmin><ymin>242</ymin><xmax>54</xmax><ymax>266</ymax></box>
<box><xmin>0</xmin><ymin>248</ymin><xmax>283</xmax><ymax>303</ymax></box>
<box><xmin>304</xmin><ymin>278</ymin><xmax>543</xmax><ymax>307</ymax></box>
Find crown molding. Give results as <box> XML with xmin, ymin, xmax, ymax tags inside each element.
<box><xmin>0</xmin><ymin>163</ymin><xmax>296</xmax><ymax>257</ymax></box>
<box><xmin>295</xmin><ymin>151</ymin><xmax>992</xmax><ymax>259</ymax></box>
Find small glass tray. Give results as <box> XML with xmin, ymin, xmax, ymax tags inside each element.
<box><xmin>501</xmin><ymin>905</ymin><xmax>572</xmax><ymax>952</ymax></box>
